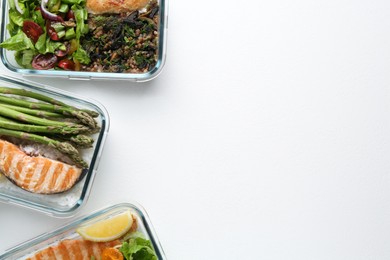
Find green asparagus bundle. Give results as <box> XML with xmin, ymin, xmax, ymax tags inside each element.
<box><xmin>0</xmin><ymin>87</ymin><xmax>101</xmax><ymax>168</ymax></box>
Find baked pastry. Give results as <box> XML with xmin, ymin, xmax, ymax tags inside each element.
<box><xmin>86</xmin><ymin>0</ymin><xmax>150</xmax><ymax>14</ymax></box>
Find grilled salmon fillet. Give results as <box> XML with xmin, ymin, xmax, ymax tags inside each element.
<box><xmin>0</xmin><ymin>139</ymin><xmax>82</xmax><ymax>194</ymax></box>
<box><xmin>86</xmin><ymin>0</ymin><xmax>150</xmax><ymax>14</ymax></box>
<box><xmin>26</xmin><ymin>239</ymin><xmax>121</xmax><ymax>260</ymax></box>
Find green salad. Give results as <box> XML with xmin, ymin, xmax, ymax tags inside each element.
<box><xmin>120</xmin><ymin>232</ymin><xmax>158</xmax><ymax>260</ymax></box>
<box><xmin>0</xmin><ymin>0</ymin><xmax>90</xmax><ymax>70</ymax></box>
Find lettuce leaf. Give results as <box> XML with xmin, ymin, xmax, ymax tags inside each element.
<box><xmin>35</xmin><ymin>33</ymin><xmax>46</xmax><ymax>53</ymax></box>
<box><xmin>73</xmin><ymin>46</ymin><xmax>90</xmax><ymax>64</ymax></box>
<box><xmin>32</xmin><ymin>9</ymin><xmax>45</xmax><ymax>27</ymax></box>
<box><xmin>45</xmin><ymin>38</ymin><xmax>64</xmax><ymax>53</ymax></box>
<box><xmin>62</xmin><ymin>0</ymin><xmax>85</xmax><ymax>4</ymax></box>
<box><xmin>9</xmin><ymin>9</ymin><xmax>24</xmax><ymax>27</ymax></box>
<box><xmin>72</xmin><ymin>5</ymin><xmax>88</xmax><ymax>39</ymax></box>
<box><xmin>120</xmin><ymin>234</ymin><xmax>158</xmax><ymax>260</ymax></box>
<box><xmin>15</xmin><ymin>49</ymin><xmax>35</xmax><ymax>68</ymax></box>
<box><xmin>0</xmin><ymin>31</ymin><xmax>34</xmax><ymax>51</ymax></box>
<box><xmin>6</xmin><ymin>19</ymin><xmax>20</xmax><ymax>36</ymax></box>
<box><xmin>7</xmin><ymin>0</ymin><xmax>15</xmax><ymax>10</ymax></box>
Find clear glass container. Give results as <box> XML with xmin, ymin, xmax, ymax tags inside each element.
<box><xmin>0</xmin><ymin>75</ymin><xmax>110</xmax><ymax>217</ymax></box>
<box><xmin>0</xmin><ymin>202</ymin><xmax>166</xmax><ymax>259</ymax></box>
<box><xmin>0</xmin><ymin>0</ymin><xmax>168</xmax><ymax>82</ymax></box>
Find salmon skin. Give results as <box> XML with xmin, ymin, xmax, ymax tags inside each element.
<box><xmin>26</xmin><ymin>239</ymin><xmax>121</xmax><ymax>260</ymax></box>
<box><xmin>0</xmin><ymin>139</ymin><xmax>83</xmax><ymax>194</ymax></box>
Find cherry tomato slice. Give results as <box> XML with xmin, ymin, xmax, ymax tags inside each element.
<box><xmin>22</xmin><ymin>21</ymin><xmax>44</xmax><ymax>44</ymax></box>
<box><xmin>66</xmin><ymin>10</ymin><xmax>75</xmax><ymax>20</ymax></box>
<box><xmin>57</xmin><ymin>59</ymin><xmax>75</xmax><ymax>70</ymax></box>
<box><xmin>46</xmin><ymin>21</ymin><xmax>60</xmax><ymax>41</ymax></box>
<box><xmin>55</xmin><ymin>43</ymin><xmax>70</xmax><ymax>57</ymax></box>
<box><xmin>32</xmin><ymin>54</ymin><xmax>58</xmax><ymax>70</ymax></box>
<box><xmin>54</xmin><ymin>49</ymin><xmax>68</xmax><ymax>57</ymax></box>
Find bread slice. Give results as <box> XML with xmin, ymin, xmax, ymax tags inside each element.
<box><xmin>86</xmin><ymin>0</ymin><xmax>150</xmax><ymax>14</ymax></box>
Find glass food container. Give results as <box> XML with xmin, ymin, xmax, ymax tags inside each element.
<box><xmin>0</xmin><ymin>0</ymin><xmax>168</xmax><ymax>81</ymax></box>
<box><xmin>0</xmin><ymin>75</ymin><xmax>110</xmax><ymax>217</ymax></box>
<box><xmin>0</xmin><ymin>202</ymin><xmax>166</xmax><ymax>259</ymax></box>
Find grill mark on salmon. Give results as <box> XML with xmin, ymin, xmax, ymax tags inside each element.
<box><xmin>56</xmin><ymin>242</ymin><xmax>70</xmax><ymax>259</ymax></box>
<box><xmin>80</xmin><ymin>240</ymin><xmax>89</xmax><ymax>259</ymax></box>
<box><xmin>10</xmin><ymin>153</ymin><xmax>22</xmax><ymax>180</ymax></box>
<box><xmin>29</xmin><ymin>160</ymin><xmax>50</xmax><ymax>191</ymax></box>
<box><xmin>22</xmin><ymin>159</ymin><xmax>42</xmax><ymax>189</ymax></box>
<box><xmin>92</xmin><ymin>241</ymin><xmax>101</xmax><ymax>258</ymax></box>
<box><xmin>49</xmin><ymin>163</ymin><xmax>62</xmax><ymax>190</ymax></box>
<box><xmin>0</xmin><ymin>139</ymin><xmax>83</xmax><ymax>194</ymax></box>
<box><xmin>63</xmin><ymin>240</ymin><xmax>74</xmax><ymax>259</ymax></box>
<box><xmin>68</xmin><ymin>240</ymin><xmax>81</xmax><ymax>259</ymax></box>
<box><xmin>3</xmin><ymin>147</ymin><xmax>13</xmax><ymax>173</ymax></box>
<box><xmin>46</xmin><ymin>247</ymin><xmax>56</xmax><ymax>258</ymax></box>
<box><xmin>59</xmin><ymin>164</ymin><xmax>71</xmax><ymax>191</ymax></box>
<box><xmin>26</xmin><ymin>239</ymin><xmax>121</xmax><ymax>260</ymax></box>
<box><xmin>86</xmin><ymin>240</ymin><xmax>95</xmax><ymax>258</ymax></box>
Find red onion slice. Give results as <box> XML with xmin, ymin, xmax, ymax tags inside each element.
<box><xmin>14</xmin><ymin>0</ymin><xmax>24</xmax><ymax>14</ymax></box>
<box><xmin>40</xmin><ymin>0</ymin><xmax>64</xmax><ymax>22</ymax></box>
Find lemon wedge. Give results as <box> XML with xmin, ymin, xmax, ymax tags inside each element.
<box><xmin>77</xmin><ymin>210</ymin><xmax>133</xmax><ymax>242</ymax></box>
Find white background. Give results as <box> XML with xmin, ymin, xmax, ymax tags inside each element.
<box><xmin>1</xmin><ymin>0</ymin><xmax>390</xmax><ymax>259</ymax></box>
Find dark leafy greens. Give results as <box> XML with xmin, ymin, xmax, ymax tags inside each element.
<box><xmin>81</xmin><ymin>2</ymin><xmax>159</xmax><ymax>73</ymax></box>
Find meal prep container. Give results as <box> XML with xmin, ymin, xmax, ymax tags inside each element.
<box><xmin>0</xmin><ymin>0</ymin><xmax>168</xmax><ymax>82</ymax></box>
<box><xmin>0</xmin><ymin>202</ymin><xmax>166</xmax><ymax>259</ymax></box>
<box><xmin>0</xmin><ymin>75</ymin><xmax>110</xmax><ymax>217</ymax></box>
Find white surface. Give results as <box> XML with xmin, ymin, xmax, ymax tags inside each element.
<box><xmin>1</xmin><ymin>0</ymin><xmax>390</xmax><ymax>259</ymax></box>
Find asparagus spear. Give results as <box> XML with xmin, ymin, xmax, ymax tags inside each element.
<box><xmin>0</xmin><ymin>103</ymin><xmax>64</xmax><ymax>118</ymax></box>
<box><xmin>0</xmin><ymin>95</ymin><xmax>98</xmax><ymax>129</ymax></box>
<box><xmin>0</xmin><ymin>87</ymin><xmax>99</xmax><ymax>117</ymax></box>
<box><xmin>0</xmin><ymin>128</ymin><xmax>88</xmax><ymax>168</ymax></box>
<box><xmin>0</xmin><ymin>118</ymin><xmax>89</xmax><ymax>135</ymax></box>
<box><xmin>69</xmin><ymin>135</ymin><xmax>94</xmax><ymax>148</ymax></box>
<box><xmin>0</xmin><ymin>87</ymin><xmax>68</xmax><ymax>106</ymax></box>
<box><xmin>53</xmin><ymin>134</ymin><xmax>95</xmax><ymax>148</ymax></box>
<box><xmin>0</xmin><ymin>115</ymin><xmax>16</xmax><ymax>122</ymax></box>
<box><xmin>0</xmin><ymin>104</ymin><xmax>86</xmax><ymax>128</ymax></box>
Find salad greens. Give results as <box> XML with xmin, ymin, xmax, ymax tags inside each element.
<box><xmin>120</xmin><ymin>232</ymin><xmax>158</xmax><ymax>260</ymax></box>
<box><xmin>0</xmin><ymin>0</ymin><xmax>90</xmax><ymax>69</ymax></box>
<box><xmin>0</xmin><ymin>30</ymin><xmax>34</xmax><ymax>51</ymax></box>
